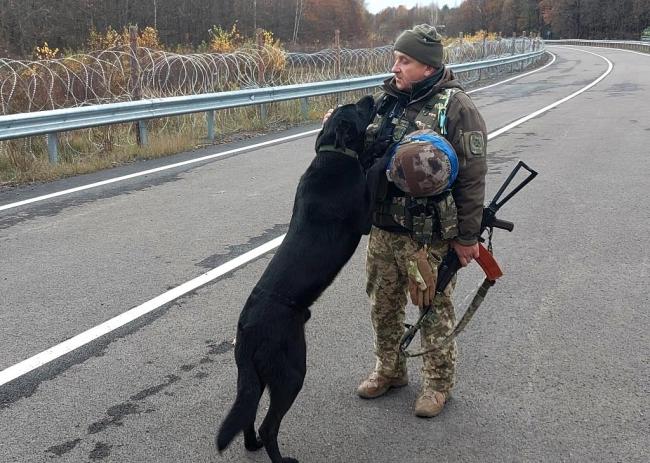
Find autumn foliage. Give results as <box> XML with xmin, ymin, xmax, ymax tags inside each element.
<box><xmin>0</xmin><ymin>0</ymin><xmax>648</xmax><ymax>58</ymax></box>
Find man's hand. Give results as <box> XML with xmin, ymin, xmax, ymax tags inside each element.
<box><xmin>451</xmin><ymin>241</ymin><xmax>479</xmax><ymax>267</ymax></box>
<box><xmin>407</xmin><ymin>248</ymin><xmax>436</xmax><ymax>308</ymax></box>
<box><xmin>322</xmin><ymin>107</ymin><xmax>337</xmax><ymax>125</ymax></box>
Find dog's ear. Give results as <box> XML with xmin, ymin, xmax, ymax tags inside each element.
<box><xmin>355</xmin><ymin>95</ymin><xmax>375</xmax><ymax>122</ymax></box>
<box><xmin>314</xmin><ymin>127</ymin><xmax>324</xmax><ymax>152</ymax></box>
<box><xmin>334</xmin><ymin>120</ymin><xmax>353</xmax><ymax>149</ymax></box>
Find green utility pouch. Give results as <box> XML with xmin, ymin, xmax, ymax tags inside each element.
<box><xmin>431</xmin><ymin>193</ymin><xmax>459</xmax><ymax>240</ymax></box>
<box><xmin>412</xmin><ymin>213</ymin><xmax>435</xmax><ymax>244</ymax></box>
<box><xmin>392</xmin><ymin>117</ymin><xmax>411</xmax><ymax>142</ymax></box>
<box><xmin>374</xmin><ymin>193</ymin><xmax>458</xmax><ymax>243</ymax></box>
<box><xmin>373</xmin><ymin>196</ymin><xmax>412</xmax><ymax>231</ymax></box>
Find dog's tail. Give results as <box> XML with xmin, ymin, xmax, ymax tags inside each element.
<box><xmin>216</xmin><ymin>363</ymin><xmax>262</xmax><ymax>452</ymax></box>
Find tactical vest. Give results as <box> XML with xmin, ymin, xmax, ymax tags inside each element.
<box><xmin>370</xmin><ymin>87</ymin><xmax>462</xmax><ymax>244</ymax></box>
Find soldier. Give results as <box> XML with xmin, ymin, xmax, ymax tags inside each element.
<box><xmin>355</xmin><ymin>24</ymin><xmax>488</xmax><ymax>417</ymax></box>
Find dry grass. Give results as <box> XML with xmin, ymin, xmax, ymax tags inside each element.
<box><xmin>0</xmin><ymin>93</ymin><xmax>349</xmax><ymax>187</ymax></box>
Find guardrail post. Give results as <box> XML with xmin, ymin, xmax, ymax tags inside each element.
<box><xmin>138</xmin><ymin>122</ymin><xmax>149</xmax><ymax>146</ymax></box>
<box><xmin>300</xmin><ymin>97</ymin><xmax>309</xmax><ymax>120</ymax></box>
<box><xmin>47</xmin><ymin>133</ymin><xmax>58</xmax><ymax>164</ymax></box>
<box><xmin>206</xmin><ymin>110</ymin><xmax>215</xmax><ymax>141</ymax></box>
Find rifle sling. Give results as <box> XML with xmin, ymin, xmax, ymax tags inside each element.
<box><xmin>400</xmin><ymin>278</ymin><xmax>495</xmax><ymax>358</ymax></box>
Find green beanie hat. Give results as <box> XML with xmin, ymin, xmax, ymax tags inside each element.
<box><xmin>394</xmin><ymin>24</ymin><xmax>444</xmax><ymax>68</ymax></box>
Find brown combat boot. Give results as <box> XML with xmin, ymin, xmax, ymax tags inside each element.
<box><xmin>414</xmin><ymin>390</ymin><xmax>447</xmax><ymax>417</ymax></box>
<box><xmin>357</xmin><ymin>371</ymin><xmax>408</xmax><ymax>399</ymax></box>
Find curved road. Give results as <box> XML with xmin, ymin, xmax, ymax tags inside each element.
<box><xmin>0</xmin><ymin>46</ymin><xmax>648</xmax><ymax>462</ymax></box>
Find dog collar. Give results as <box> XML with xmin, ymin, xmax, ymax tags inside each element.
<box><xmin>318</xmin><ymin>144</ymin><xmax>359</xmax><ymax>160</ymax></box>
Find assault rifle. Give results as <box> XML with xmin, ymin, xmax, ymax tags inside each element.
<box><xmin>399</xmin><ymin>160</ymin><xmax>538</xmax><ymax>357</ymax></box>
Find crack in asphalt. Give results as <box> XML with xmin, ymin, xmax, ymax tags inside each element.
<box><xmin>0</xmin><ymin>223</ymin><xmax>278</xmax><ymax>410</ymax></box>
<box><xmin>196</xmin><ymin>222</ymin><xmax>289</xmax><ymax>270</ymax></box>
<box><xmin>42</xmin><ymin>340</ymin><xmax>233</xmax><ymax>460</ymax></box>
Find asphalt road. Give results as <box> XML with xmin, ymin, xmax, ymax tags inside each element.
<box><xmin>0</xmin><ymin>46</ymin><xmax>648</xmax><ymax>463</ymax></box>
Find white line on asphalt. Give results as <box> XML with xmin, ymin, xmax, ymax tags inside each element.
<box><xmin>548</xmin><ymin>44</ymin><xmax>650</xmax><ymax>57</ymax></box>
<box><xmin>467</xmin><ymin>51</ymin><xmax>557</xmax><ymax>94</ymax></box>
<box><xmin>0</xmin><ymin>47</ymin><xmax>613</xmax><ymax>388</ymax></box>
<box><xmin>0</xmin><ymin>235</ymin><xmax>285</xmax><ymax>387</ymax></box>
<box><xmin>0</xmin><ymin>131</ymin><xmax>320</xmax><ymax>212</ymax></box>
<box><xmin>488</xmin><ymin>48</ymin><xmax>613</xmax><ymax>140</ymax></box>
<box><xmin>0</xmin><ymin>52</ymin><xmax>556</xmax><ymax>213</ymax></box>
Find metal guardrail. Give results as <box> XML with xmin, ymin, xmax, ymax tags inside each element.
<box><xmin>0</xmin><ymin>49</ymin><xmax>545</xmax><ymax>163</ymax></box>
<box><xmin>545</xmin><ymin>39</ymin><xmax>650</xmax><ymax>53</ymax></box>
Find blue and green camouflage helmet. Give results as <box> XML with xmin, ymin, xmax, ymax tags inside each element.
<box><xmin>386</xmin><ymin>129</ymin><xmax>459</xmax><ymax>197</ymax></box>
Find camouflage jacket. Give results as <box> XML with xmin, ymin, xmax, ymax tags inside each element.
<box><xmin>371</xmin><ymin>68</ymin><xmax>488</xmax><ymax>246</ymax></box>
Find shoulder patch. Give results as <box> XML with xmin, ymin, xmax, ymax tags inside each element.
<box><xmin>464</xmin><ymin>131</ymin><xmax>486</xmax><ymax>156</ymax></box>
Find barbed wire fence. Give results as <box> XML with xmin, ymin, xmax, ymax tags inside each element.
<box><xmin>0</xmin><ymin>33</ymin><xmax>543</xmax><ymax>174</ymax></box>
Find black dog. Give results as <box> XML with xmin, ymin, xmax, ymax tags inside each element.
<box><xmin>216</xmin><ymin>95</ymin><xmax>377</xmax><ymax>463</ymax></box>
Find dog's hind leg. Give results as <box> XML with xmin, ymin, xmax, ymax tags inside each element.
<box><xmin>216</xmin><ymin>361</ymin><xmax>264</xmax><ymax>452</ymax></box>
<box><xmin>258</xmin><ymin>374</ymin><xmax>304</xmax><ymax>463</ymax></box>
<box><xmin>243</xmin><ymin>379</ymin><xmax>265</xmax><ymax>451</ymax></box>
<box><xmin>244</xmin><ymin>424</ymin><xmax>264</xmax><ymax>451</ymax></box>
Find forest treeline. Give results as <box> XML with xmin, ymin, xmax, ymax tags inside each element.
<box><xmin>1</xmin><ymin>0</ymin><xmax>648</xmax><ymax>58</ymax></box>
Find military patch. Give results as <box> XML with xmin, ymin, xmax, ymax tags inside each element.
<box><xmin>464</xmin><ymin>131</ymin><xmax>486</xmax><ymax>156</ymax></box>
<box><xmin>392</xmin><ymin>119</ymin><xmax>409</xmax><ymax>141</ymax></box>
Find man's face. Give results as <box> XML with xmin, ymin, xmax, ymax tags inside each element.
<box><xmin>390</xmin><ymin>51</ymin><xmax>435</xmax><ymax>91</ymax></box>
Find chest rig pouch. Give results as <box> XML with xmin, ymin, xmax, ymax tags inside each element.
<box><xmin>372</xmin><ymin>88</ymin><xmax>462</xmax><ymax>244</ymax></box>
<box><xmin>365</xmin><ymin>95</ymin><xmax>409</xmax><ymax>149</ymax></box>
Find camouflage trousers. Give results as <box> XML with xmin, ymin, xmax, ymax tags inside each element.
<box><xmin>365</xmin><ymin>226</ymin><xmax>457</xmax><ymax>393</ymax></box>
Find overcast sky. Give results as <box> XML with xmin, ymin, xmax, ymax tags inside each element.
<box><xmin>365</xmin><ymin>0</ymin><xmax>462</xmax><ymax>14</ymax></box>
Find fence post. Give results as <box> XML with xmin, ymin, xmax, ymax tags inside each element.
<box><xmin>335</xmin><ymin>29</ymin><xmax>341</xmax><ymax>79</ymax></box>
<box><xmin>130</xmin><ymin>26</ymin><xmax>147</xmax><ymax>146</ymax></box>
<box><xmin>511</xmin><ymin>32</ymin><xmax>516</xmax><ymax>73</ymax></box>
<box><xmin>335</xmin><ymin>29</ymin><xmax>341</xmax><ymax>104</ymax></box>
<box><xmin>47</xmin><ymin>133</ymin><xmax>58</xmax><ymax>164</ymax></box>
<box><xmin>256</xmin><ymin>28</ymin><xmax>267</xmax><ymax>124</ymax></box>
<box><xmin>521</xmin><ymin>31</ymin><xmax>526</xmax><ymax>70</ymax></box>
<box><xmin>482</xmin><ymin>32</ymin><xmax>487</xmax><ymax>58</ymax></box>
<box><xmin>481</xmin><ymin>32</ymin><xmax>487</xmax><ymax>80</ymax></box>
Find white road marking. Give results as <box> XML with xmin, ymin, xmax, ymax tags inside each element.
<box><xmin>0</xmin><ymin>235</ymin><xmax>285</xmax><ymax>387</ymax></box>
<box><xmin>0</xmin><ymin>131</ymin><xmax>320</xmax><ymax>212</ymax></box>
<box><xmin>0</xmin><ymin>51</ymin><xmax>555</xmax><ymax>213</ymax></box>
<box><xmin>548</xmin><ymin>44</ymin><xmax>650</xmax><ymax>57</ymax></box>
<box><xmin>467</xmin><ymin>51</ymin><xmax>557</xmax><ymax>94</ymax></box>
<box><xmin>488</xmin><ymin>48</ymin><xmax>613</xmax><ymax>140</ymax></box>
<box><xmin>0</xmin><ymin>47</ymin><xmax>614</xmax><ymax>388</ymax></box>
